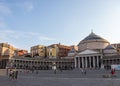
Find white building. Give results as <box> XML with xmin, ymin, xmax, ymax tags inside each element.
<box><xmin>75</xmin><ymin>32</ymin><xmax>113</xmax><ymax>69</ymax></box>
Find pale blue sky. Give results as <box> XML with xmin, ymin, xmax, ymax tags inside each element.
<box><xmin>0</xmin><ymin>0</ymin><xmax>120</xmax><ymax>51</ymax></box>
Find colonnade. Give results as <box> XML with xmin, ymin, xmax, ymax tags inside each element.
<box><xmin>75</xmin><ymin>55</ymin><xmax>102</xmax><ymax>69</ymax></box>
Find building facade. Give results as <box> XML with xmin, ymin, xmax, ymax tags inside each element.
<box><xmin>48</xmin><ymin>44</ymin><xmax>71</xmax><ymax>59</ymax></box>
<box><xmin>75</xmin><ymin>32</ymin><xmax>109</xmax><ymax>69</ymax></box>
<box><xmin>9</xmin><ymin>56</ymin><xmax>74</xmax><ymax>70</ymax></box>
<box><xmin>8</xmin><ymin>44</ymin><xmax>73</xmax><ymax>70</ymax></box>
<box><xmin>15</xmin><ymin>49</ymin><xmax>28</xmax><ymax>56</ymax></box>
<box><xmin>46</xmin><ymin>46</ymin><xmax>57</xmax><ymax>59</ymax></box>
<box><xmin>30</xmin><ymin>45</ymin><xmax>46</xmax><ymax>58</ymax></box>
<box><xmin>75</xmin><ymin>49</ymin><xmax>103</xmax><ymax>69</ymax></box>
<box><xmin>57</xmin><ymin>44</ymin><xmax>71</xmax><ymax>58</ymax></box>
<box><xmin>0</xmin><ymin>43</ymin><xmax>17</xmax><ymax>68</ymax></box>
<box><xmin>103</xmin><ymin>45</ymin><xmax>120</xmax><ymax>69</ymax></box>
<box><xmin>75</xmin><ymin>32</ymin><xmax>120</xmax><ymax>69</ymax></box>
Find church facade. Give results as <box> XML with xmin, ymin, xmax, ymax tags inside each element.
<box><xmin>75</xmin><ymin>49</ymin><xmax>102</xmax><ymax>69</ymax></box>
<box><xmin>75</xmin><ymin>32</ymin><xmax>120</xmax><ymax>69</ymax></box>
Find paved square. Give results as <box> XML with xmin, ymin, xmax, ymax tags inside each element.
<box><xmin>0</xmin><ymin>69</ymin><xmax>120</xmax><ymax>86</ymax></box>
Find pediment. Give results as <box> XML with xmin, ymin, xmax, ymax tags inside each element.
<box><xmin>78</xmin><ymin>49</ymin><xmax>99</xmax><ymax>55</ymax></box>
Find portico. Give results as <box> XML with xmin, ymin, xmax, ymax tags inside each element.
<box><xmin>75</xmin><ymin>49</ymin><xmax>103</xmax><ymax>69</ymax></box>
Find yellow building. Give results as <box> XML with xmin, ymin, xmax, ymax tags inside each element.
<box><xmin>48</xmin><ymin>44</ymin><xmax>71</xmax><ymax>59</ymax></box>
<box><xmin>47</xmin><ymin>46</ymin><xmax>57</xmax><ymax>59</ymax></box>
<box><xmin>0</xmin><ymin>43</ymin><xmax>17</xmax><ymax>59</ymax></box>
<box><xmin>30</xmin><ymin>45</ymin><xmax>46</xmax><ymax>58</ymax></box>
<box><xmin>0</xmin><ymin>43</ymin><xmax>17</xmax><ymax>68</ymax></box>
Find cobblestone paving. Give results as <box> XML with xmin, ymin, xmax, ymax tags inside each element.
<box><xmin>0</xmin><ymin>69</ymin><xmax>120</xmax><ymax>86</ymax></box>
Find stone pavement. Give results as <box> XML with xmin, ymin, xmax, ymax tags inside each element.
<box><xmin>0</xmin><ymin>69</ymin><xmax>120</xmax><ymax>86</ymax></box>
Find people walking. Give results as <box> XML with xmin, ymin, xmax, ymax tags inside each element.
<box><xmin>15</xmin><ymin>70</ymin><xmax>18</xmax><ymax>80</ymax></box>
<box><xmin>9</xmin><ymin>69</ymin><xmax>15</xmax><ymax>80</ymax></box>
<box><xmin>8</xmin><ymin>69</ymin><xmax>18</xmax><ymax>80</ymax></box>
<box><xmin>9</xmin><ymin>69</ymin><xmax>12</xmax><ymax>80</ymax></box>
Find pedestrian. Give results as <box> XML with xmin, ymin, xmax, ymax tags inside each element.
<box><xmin>53</xmin><ymin>66</ymin><xmax>57</xmax><ymax>74</ymax></box>
<box><xmin>9</xmin><ymin>69</ymin><xmax>12</xmax><ymax>79</ymax></box>
<box><xmin>84</xmin><ymin>69</ymin><xmax>86</xmax><ymax>75</ymax></box>
<box><xmin>81</xmin><ymin>68</ymin><xmax>84</xmax><ymax>74</ymax></box>
<box><xmin>9</xmin><ymin>69</ymin><xmax>14</xmax><ymax>80</ymax></box>
<box><xmin>111</xmin><ymin>68</ymin><xmax>115</xmax><ymax>75</ymax></box>
<box><xmin>12</xmin><ymin>70</ymin><xmax>15</xmax><ymax>80</ymax></box>
<box><xmin>54</xmin><ymin>69</ymin><xmax>56</xmax><ymax>74</ymax></box>
<box><xmin>15</xmin><ymin>70</ymin><xmax>18</xmax><ymax>80</ymax></box>
<box><xmin>6</xmin><ymin>68</ymin><xmax>9</xmax><ymax>76</ymax></box>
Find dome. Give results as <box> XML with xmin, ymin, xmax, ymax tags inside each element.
<box><xmin>80</xmin><ymin>32</ymin><xmax>109</xmax><ymax>43</ymax></box>
<box><xmin>104</xmin><ymin>45</ymin><xmax>117</xmax><ymax>54</ymax></box>
<box><xmin>78</xmin><ymin>32</ymin><xmax>110</xmax><ymax>51</ymax></box>
<box><xmin>104</xmin><ymin>45</ymin><xmax>116</xmax><ymax>50</ymax></box>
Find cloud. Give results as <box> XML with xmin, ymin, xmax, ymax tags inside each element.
<box><xmin>39</xmin><ymin>37</ymin><xmax>55</xmax><ymax>41</ymax></box>
<box><xmin>0</xmin><ymin>29</ymin><xmax>55</xmax><ymax>41</ymax></box>
<box><xmin>0</xmin><ymin>29</ymin><xmax>56</xmax><ymax>50</ymax></box>
<box><xmin>0</xmin><ymin>3</ymin><xmax>11</xmax><ymax>14</ymax></box>
<box><xmin>2</xmin><ymin>29</ymin><xmax>15</xmax><ymax>33</ymax></box>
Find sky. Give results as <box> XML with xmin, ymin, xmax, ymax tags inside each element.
<box><xmin>0</xmin><ymin>0</ymin><xmax>120</xmax><ymax>51</ymax></box>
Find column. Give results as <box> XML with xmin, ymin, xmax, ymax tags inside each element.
<box><xmin>74</xmin><ymin>57</ymin><xmax>77</xmax><ymax>68</ymax></box>
<box><xmin>96</xmin><ymin>56</ymin><xmax>99</xmax><ymax>68</ymax></box>
<box><xmin>78</xmin><ymin>57</ymin><xmax>80</xmax><ymax>68</ymax></box>
<box><xmin>94</xmin><ymin>56</ymin><xmax>97</xmax><ymax>68</ymax></box>
<box><xmin>93</xmin><ymin>56</ymin><xmax>95</xmax><ymax>68</ymax></box>
<box><xmin>99</xmin><ymin>56</ymin><xmax>104</xmax><ymax>68</ymax></box>
<box><xmin>80</xmin><ymin>57</ymin><xmax>82</xmax><ymax>68</ymax></box>
<box><xmin>82</xmin><ymin>57</ymin><xmax>84</xmax><ymax>68</ymax></box>
<box><xmin>85</xmin><ymin>57</ymin><xmax>88</xmax><ymax>68</ymax></box>
<box><xmin>89</xmin><ymin>57</ymin><xmax>91</xmax><ymax>68</ymax></box>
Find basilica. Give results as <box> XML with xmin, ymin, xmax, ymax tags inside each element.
<box><xmin>74</xmin><ymin>32</ymin><xmax>120</xmax><ymax>69</ymax></box>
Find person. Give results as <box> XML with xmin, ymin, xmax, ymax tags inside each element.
<box><xmin>15</xmin><ymin>70</ymin><xmax>18</xmax><ymax>80</ymax></box>
<box><xmin>53</xmin><ymin>66</ymin><xmax>57</xmax><ymax>74</ymax></box>
<box><xmin>6</xmin><ymin>68</ymin><xmax>9</xmax><ymax>76</ymax></box>
<box><xmin>54</xmin><ymin>69</ymin><xmax>56</xmax><ymax>74</ymax></box>
<box><xmin>9</xmin><ymin>69</ymin><xmax>12</xmax><ymax>79</ymax></box>
<box><xmin>84</xmin><ymin>69</ymin><xmax>86</xmax><ymax>75</ymax></box>
<box><xmin>111</xmin><ymin>68</ymin><xmax>115</xmax><ymax>75</ymax></box>
<box><xmin>81</xmin><ymin>68</ymin><xmax>84</xmax><ymax>74</ymax></box>
<box><xmin>9</xmin><ymin>69</ymin><xmax>15</xmax><ymax>80</ymax></box>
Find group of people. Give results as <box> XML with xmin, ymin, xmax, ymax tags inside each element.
<box><xmin>8</xmin><ymin>69</ymin><xmax>18</xmax><ymax>80</ymax></box>
<box><xmin>81</xmin><ymin>69</ymin><xmax>86</xmax><ymax>75</ymax></box>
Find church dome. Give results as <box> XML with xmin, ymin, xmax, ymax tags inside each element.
<box><xmin>78</xmin><ymin>32</ymin><xmax>110</xmax><ymax>51</ymax></box>
<box><xmin>104</xmin><ymin>45</ymin><xmax>117</xmax><ymax>54</ymax></box>
<box><xmin>104</xmin><ymin>45</ymin><xmax>116</xmax><ymax>50</ymax></box>
<box><xmin>80</xmin><ymin>32</ymin><xmax>109</xmax><ymax>43</ymax></box>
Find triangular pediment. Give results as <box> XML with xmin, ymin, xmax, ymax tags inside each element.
<box><xmin>78</xmin><ymin>49</ymin><xmax>99</xmax><ymax>55</ymax></box>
